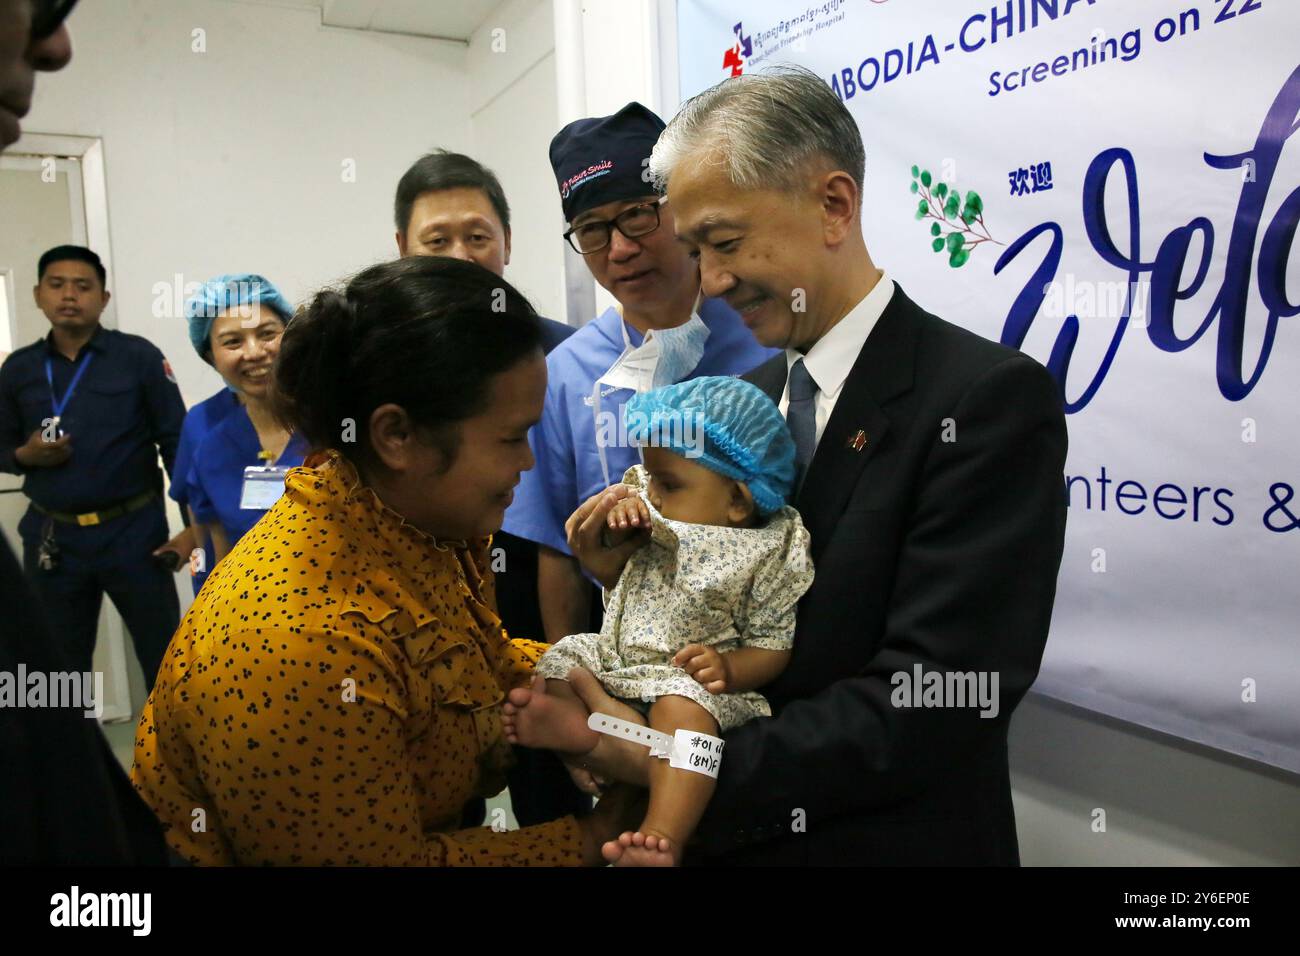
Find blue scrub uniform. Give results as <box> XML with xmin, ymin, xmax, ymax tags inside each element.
<box><xmin>502</xmin><ymin>297</ymin><xmax>777</xmax><ymax>556</ymax></box>
<box><xmin>0</xmin><ymin>326</ymin><xmax>186</xmax><ymax>685</ymax></box>
<box><xmin>185</xmin><ymin>407</ymin><xmax>308</xmax><ymax>555</ymax></box>
<box><xmin>169</xmin><ymin>388</ymin><xmax>240</xmax><ymax>595</ymax></box>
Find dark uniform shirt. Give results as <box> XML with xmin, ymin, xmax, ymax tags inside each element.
<box><xmin>0</xmin><ymin>325</ymin><xmax>185</xmax><ymax>513</ymax></box>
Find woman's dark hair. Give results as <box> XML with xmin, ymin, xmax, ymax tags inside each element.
<box><xmin>272</xmin><ymin>256</ymin><xmax>543</xmax><ymax>469</ymax></box>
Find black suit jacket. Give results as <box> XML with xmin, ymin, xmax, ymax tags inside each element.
<box><xmin>693</xmin><ymin>283</ymin><xmax>1067</xmax><ymax>865</ymax></box>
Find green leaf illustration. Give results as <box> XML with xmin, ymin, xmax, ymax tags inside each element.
<box><xmin>907</xmin><ymin>161</ymin><xmax>997</xmax><ymax>267</ymax></box>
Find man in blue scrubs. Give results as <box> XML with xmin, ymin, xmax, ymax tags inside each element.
<box><xmin>502</xmin><ymin>102</ymin><xmax>776</xmax><ymax>644</ymax></box>
<box><xmin>0</xmin><ymin>245</ymin><xmax>186</xmax><ymax>686</ymax></box>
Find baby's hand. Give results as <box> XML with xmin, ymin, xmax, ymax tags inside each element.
<box><xmin>674</xmin><ymin>644</ymin><xmax>729</xmax><ymax>694</ymax></box>
<box><xmin>607</xmin><ymin>495</ymin><xmax>650</xmax><ymax>530</ymax></box>
<box><xmin>602</xmin><ymin>495</ymin><xmax>652</xmax><ymax>548</ymax></box>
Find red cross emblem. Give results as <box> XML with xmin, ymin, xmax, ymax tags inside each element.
<box><xmin>847</xmin><ymin>430</ymin><xmax>868</xmax><ymax>452</ymax></box>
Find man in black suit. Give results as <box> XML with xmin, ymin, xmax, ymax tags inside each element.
<box><xmin>555</xmin><ymin>65</ymin><xmax>1067</xmax><ymax>864</ymax></box>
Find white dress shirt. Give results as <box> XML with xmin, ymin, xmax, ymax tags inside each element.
<box><xmin>779</xmin><ymin>272</ymin><xmax>895</xmax><ymax>450</ymax></box>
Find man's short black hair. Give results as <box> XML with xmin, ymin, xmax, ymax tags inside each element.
<box><xmin>38</xmin><ymin>245</ymin><xmax>106</xmax><ymax>287</ymax></box>
<box><xmin>394</xmin><ymin>150</ymin><xmax>512</xmax><ymax>235</ymax></box>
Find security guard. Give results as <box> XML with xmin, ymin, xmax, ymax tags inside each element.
<box><xmin>0</xmin><ymin>245</ymin><xmax>186</xmax><ymax>687</ymax></box>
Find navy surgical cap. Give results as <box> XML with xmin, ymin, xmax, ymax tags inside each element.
<box><xmin>549</xmin><ymin>102</ymin><xmax>666</xmax><ymax>224</ymax></box>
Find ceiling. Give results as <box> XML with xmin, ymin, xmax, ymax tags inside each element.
<box><xmin>239</xmin><ymin>0</ymin><xmax>508</xmax><ymax>41</ymax></box>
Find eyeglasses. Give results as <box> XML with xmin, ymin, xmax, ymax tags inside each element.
<box><xmin>563</xmin><ymin>196</ymin><xmax>665</xmax><ymax>255</ymax></box>
<box><xmin>30</xmin><ymin>0</ymin><xmax>79</xmax><ymax>41</ymax></box>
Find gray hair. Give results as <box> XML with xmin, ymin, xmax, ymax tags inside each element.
<box><xmin>649</xmin><ymin>64</ymin><xmax>865</xmax><ymax>196</ymax></box>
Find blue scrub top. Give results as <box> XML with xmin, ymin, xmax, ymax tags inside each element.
<box><xmin>186</xmin><ymin>406</ymin><xmax>309</xmax><ymax>556</ymax></box>
<box><xmin>170</xmin><ymin>387</ymin><xmax>241</xmax><ymax>594</ymax></box>
<box><xmin>502</xmin><ymin>297</ymin><xmax>776</xmax><ymax>556</ymax></box>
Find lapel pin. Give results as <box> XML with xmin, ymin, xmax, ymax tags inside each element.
<box><xmin>847</xmin><ymin>429</ymin><xmax>868</xmax><ymax>452</ymax></box>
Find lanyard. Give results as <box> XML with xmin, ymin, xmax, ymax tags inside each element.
<box><xmin>45</xmin><ymin>351</ymin><xmax>95</xmax><ymax>421</ymax></box>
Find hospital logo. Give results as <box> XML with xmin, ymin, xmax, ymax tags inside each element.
<box><xmin>722</xmin><ymin>21</ymin><xmax>752</xmax><ymax>77</ymax></box>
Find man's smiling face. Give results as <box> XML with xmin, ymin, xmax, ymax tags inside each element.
<box><xmin>666</xmin><ymin>153</ymin><xmax>835</xmax><ymax>352</ymax></box>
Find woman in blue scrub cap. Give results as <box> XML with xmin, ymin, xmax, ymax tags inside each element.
<box><xmin>180</xmin><ymin>274</ymin><xmax>307</xmax><ymax>573</ymax></box>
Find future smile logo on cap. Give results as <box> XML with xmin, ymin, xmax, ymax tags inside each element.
<box><xmin>549</xmin><ymin>103</ymin><xmax>667</xmax><ymax>223</ymax></box>
<box><xmin>559</xmin><ymin>160</ymin><xmax>614</xmax><ymax>200</ymax></box>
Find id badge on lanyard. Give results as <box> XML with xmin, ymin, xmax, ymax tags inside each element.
<box><xmin>239</xmin><ymin>466</ymin><xmax>291</xmax><ymax>510</ymax></box>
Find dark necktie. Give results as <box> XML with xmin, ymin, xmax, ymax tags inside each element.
<box><xmin>786</xmin><ymin>358</ymin><xmax>818</xmax><ymax>493</ymax></box>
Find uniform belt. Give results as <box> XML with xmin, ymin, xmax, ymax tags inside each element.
<box><xmin>32</xmin><ymin>490</ymin><xmax>158</xmax><ymax>527</ymax></box>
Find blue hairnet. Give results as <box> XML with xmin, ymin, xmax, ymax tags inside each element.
<box><xmin>625</xmin><ymin>376</ymin><xmax>796</xmax><ymax>516</ymax></box>
<box><xmin>185</xmin><ymin>273</ymin><xmax>295</xmax><ymax>358</ymax></box>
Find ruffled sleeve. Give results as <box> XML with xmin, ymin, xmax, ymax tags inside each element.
<box><xmin>738</xmin><ymin>507</ymin><xmax>815</xmax><ymax>651</ymax></box>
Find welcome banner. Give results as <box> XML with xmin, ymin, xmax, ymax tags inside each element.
<box><xmin>678</xmin><ymin>0</ymin><xmax>1300</xmax><ymax>772</ymax></box>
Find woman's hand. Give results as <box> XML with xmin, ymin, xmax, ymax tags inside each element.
<box><xmin>576</xmin><ymin>785</ymin><xmax>646</xmax><ymax>865</ymax></box>
<box><xmin>152</xmin><ymin>526</ymin><xmax>198</xmax><ymax>570</ymax></box>
<box><xmin>564</xmin><ymin>484</ymin><xmax>648</xmax><ymax>590</ymax></box>
<box><xmin>558</xmin><ymin>668</ymin><xmax>653</xmax><ymax>789</ymax></box>
<box><xmin>674</xmin><ymin>643</ymin><xmax>730</xmax><ymax>694</ymax></box>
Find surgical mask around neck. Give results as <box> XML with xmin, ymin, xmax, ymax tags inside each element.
<box><xmin>597</xmin><ymin>312</ymin><xmax>709</xmax><ymax>394</ymax></box>
<box><xmin>591</xmin><ymin>311</ymin><xmax>711</xmax><ymax>487</ymax></box>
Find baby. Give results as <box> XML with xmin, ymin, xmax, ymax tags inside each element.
<box><xmin>503</xmin><ymin>376</ymin><xmax>814</xmax><ymax>866</ymax></box>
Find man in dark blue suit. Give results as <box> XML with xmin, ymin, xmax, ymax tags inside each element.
<box><xmin>557</xmin><ymin>66</ymin><xmax>1068</xmax><ymax>865</ymax></box>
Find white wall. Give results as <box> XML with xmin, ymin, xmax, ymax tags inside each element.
<box><xmin>552</xmin><ymin>0</ymin><xmax>671</xmax><ymax>324</ymax></box>
<box><xmin>21</xmin><ymin>0</ymin><xmax>472</xmax><ymax>409</ymax></box>
<box><xmin>1010</xmin><ymin>694</ymin><xmax>1300</xmax><ymax>865</ymax></box>
<box><xmin>466</xmin><ymin>0</ymin><xmax>565</xmax><ymax>323</ymax></box>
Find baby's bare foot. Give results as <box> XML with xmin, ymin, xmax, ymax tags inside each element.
<box><xmin>602</xmin><ymin>829</ymin><xmax>678</xmax><ymax>867</ymax></box>
<box><xmin>502</xmin><ymin>674</ymin><xmax>601</xmax><ymax>754</ymax></box>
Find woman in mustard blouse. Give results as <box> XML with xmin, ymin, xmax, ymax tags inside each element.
<box><xmin>131</xmin><ymin>256</ymin><xmax>638</xmax><ymax>865</ymax></box>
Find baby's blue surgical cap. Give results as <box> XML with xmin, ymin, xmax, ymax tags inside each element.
<box><xmin>185</xmin><ymin>274</ymin><xmax>295</xmax><ymax>359</ymax></box>
<box><xmin>625</xmin><ymin>376</ymin><xmax>797</xmax><ymax>516</ymax></box>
